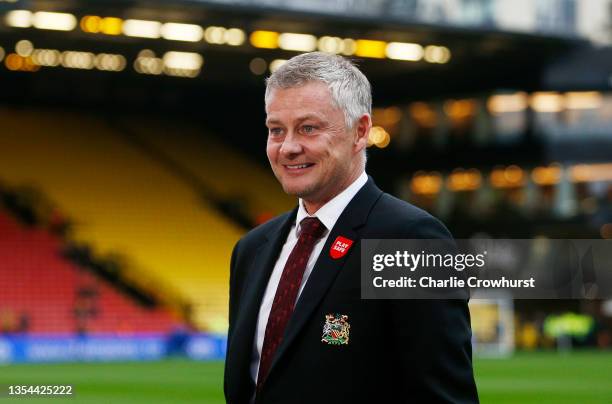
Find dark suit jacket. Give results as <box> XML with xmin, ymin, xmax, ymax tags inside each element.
<box><xmin>224</xmin><ymin>178</ymin><xmax>479</xmax><ymax>404</ymax></box>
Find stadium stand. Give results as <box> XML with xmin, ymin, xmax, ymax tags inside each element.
<box><xmin>113</xmin><ymin>117</ymin><xmax>295</xmax><ymax>223</ymax></box>
<box><xmin>0</xmin><ymin>211</ymin><xmax>178</xmax><ymax>333</ymax></box>
<box><xmin>0</xmin><ymin>106</ymin><xmax>272</xmax><ymax>331</ymax></box>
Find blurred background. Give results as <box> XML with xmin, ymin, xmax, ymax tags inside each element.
<box><xmin>0</xmin><ymin>0</ymin><xmax>611</xmax><ymax>402</ymax></box>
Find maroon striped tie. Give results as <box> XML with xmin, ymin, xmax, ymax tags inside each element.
<box><xmin>256</xmin><ymin>217</ymin><xmax>326</xmax><ymax>391</ymax></box>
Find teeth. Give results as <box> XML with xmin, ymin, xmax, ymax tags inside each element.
<box><xmin>288</xmin><ymin>164</ymin><xmax>309</xmax><ymax>169</ymax></box>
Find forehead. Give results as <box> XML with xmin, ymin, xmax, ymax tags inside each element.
<box><xmin>265</xmin><ymin>81</ymin><xmax>335</xmax><ymax>118</ymax></box>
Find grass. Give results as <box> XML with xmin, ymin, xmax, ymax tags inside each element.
<box><xmin>0</xmin><ymin>351</ymin><xmax>611</xmax><ymax>403</ymax></box>
<box><xmin>0</xmin><ymin>360</ymin><xmax>225</xmax><ymax>404</ymax></box>
<box><xmin>475</xmin><ymin>351</ymin><xmax>612</xmax><ymax>404</ymax></box>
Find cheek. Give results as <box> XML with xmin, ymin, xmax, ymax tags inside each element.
<box><xmin>323</xmin><ymin>137</ymin><xmax>345</xmax><ymax>163</ymax></box>
<box><xmin>266</xmin><ymin>142</ymin><xmax>278</xmax><ymax>162</ymax></box>
<box><xmin>313</xmin><ymin>136</ymin><xmax>336</xmax><ymax>159</ymax></box>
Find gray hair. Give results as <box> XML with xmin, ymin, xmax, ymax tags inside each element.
<box><xmin>265</xmin><ymin>52</ymin><xmax>372</xmax><ymax>129</ymax></box>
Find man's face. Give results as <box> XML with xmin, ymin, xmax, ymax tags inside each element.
<box><xmin>265</xmin><ymin>81</ymin><xmax>366</xmax><ymax>209</ymax></box>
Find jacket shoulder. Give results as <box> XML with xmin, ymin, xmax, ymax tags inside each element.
<box><xmin>366</xmin><ymin>192</ymin><xmax>453</xmax><ymax>239</ymax></box>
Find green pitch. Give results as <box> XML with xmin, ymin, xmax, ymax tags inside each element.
<box><xmin>1</xmin><ymin>351</ymin><xmax>611</xmax><ymax>403</ymax></box>
<box><xmin>475</xmin><ymin>351</ymin><xmax>612</xmax><ymax>404</ymax></box>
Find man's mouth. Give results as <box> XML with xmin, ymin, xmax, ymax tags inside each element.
<box><xmin>283</xmin><ymin>163</ymin><xmax>315</xmax><ymax>171</ymax></box>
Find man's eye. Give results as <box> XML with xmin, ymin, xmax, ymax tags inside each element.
<box><xmin>269</xmin><ymin>128</ymin><xmax>283</xmax><ymax>136</ymax></box>
<box><xmin>302</xmin><ymin>125</ymin><xmax>316</xmax><ymax>134</ymax></box>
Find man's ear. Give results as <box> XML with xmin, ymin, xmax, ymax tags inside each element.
<box><xmin>354</xmin><ymin>114</ymin><xmax>372</xmax><ymax>153</ymax></box>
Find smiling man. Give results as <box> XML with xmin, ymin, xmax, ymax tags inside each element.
<box><xmin>224</xmin><ymin>52</ymin><xmax>478</xmax><ymax>404</ymax></box>
<box><xmin>264</xmin><ymin>79</ymin><xmax>366</xmax><ymax>213</ymax></box>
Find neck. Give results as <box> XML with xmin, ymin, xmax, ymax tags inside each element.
<box><xmin>302</xmin><ymin>169</ymin><xmax>364</xmax><ymax>215</ymax></box>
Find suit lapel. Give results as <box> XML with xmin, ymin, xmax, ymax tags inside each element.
<box><xmin>267</xmin><ymin>178</ymin><xmax>383</xmax><ymax>377</ymax></box>
<box><xmin>228</xmin><ymin>208</ymin><xmax>296</xmax><ymax>396</ymax></box>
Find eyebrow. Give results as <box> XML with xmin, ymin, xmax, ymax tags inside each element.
<box><xmin>265</xmin><ymin>118</ymin><xmax>283</xmax><ymax>126</ymax></box>
<box><xmin>265</xmin><ymin>114</ymin><xmax>325</xmax><ymax>126</ymax></box>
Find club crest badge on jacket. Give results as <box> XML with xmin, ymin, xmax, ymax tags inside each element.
<box><xmin>329</xmin><ymin>236</ymin><xmax>353</xmax><ymax>259</ymax></box>
<box><xmin>321</xmin><ymin>314</ymin><xmax>350</xmax><ymax>345</ymax></box>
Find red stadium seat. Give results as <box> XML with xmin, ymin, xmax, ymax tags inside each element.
<box><xmin>0</xmin><ymin>212</ymin><xmax>180</xmax><ymax>334</ymax></box>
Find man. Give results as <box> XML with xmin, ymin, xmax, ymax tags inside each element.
<box><xmin>224</xmin><ymin>52</ymin><xmax>478</xmax><ymax>404</ymax></box>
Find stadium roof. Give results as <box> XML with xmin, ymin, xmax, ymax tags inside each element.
<box><xmin>0</xmin><ymin>0</ymin><xmax>588</xmax><ymax>108</ymax></box>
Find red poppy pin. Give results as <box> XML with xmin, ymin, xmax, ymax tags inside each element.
<box><xmin>329</xmin><ymin>236</ymin><xmax>354</xmax><ymax>259</ymax></box>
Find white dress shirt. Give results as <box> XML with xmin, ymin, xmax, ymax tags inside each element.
<box><xmin>250</xmin><ymin>171</ymin><xmax>368</xmax><ymax>383</ymax></box>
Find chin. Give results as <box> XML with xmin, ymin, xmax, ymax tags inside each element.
<box><xmin>281</xmin><ymin>180</ymin><xmax>317</xmax><ymax>198</ymax></box>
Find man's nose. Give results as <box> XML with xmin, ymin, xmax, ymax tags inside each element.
<box><xmin>279</xmin><ymin>132</ymin><xmax>303</xmax><ymax>156</ymax></box>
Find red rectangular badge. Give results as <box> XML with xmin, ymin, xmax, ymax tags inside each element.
<box><xmin>329</xmin><ymin>236</ymin><xmax>354</xmax><ymax>259</ymax></box>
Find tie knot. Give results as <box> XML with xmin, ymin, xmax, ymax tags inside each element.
<box><xmin>299</xmin><ymin>217</ymin><xmax>326</xmax><ymax>240</ymax></box>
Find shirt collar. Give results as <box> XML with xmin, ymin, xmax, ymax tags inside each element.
<box><xmin>295</xmin><ymin>171</ymin><xmax>368</xmax><ymax>237</ymax></box>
